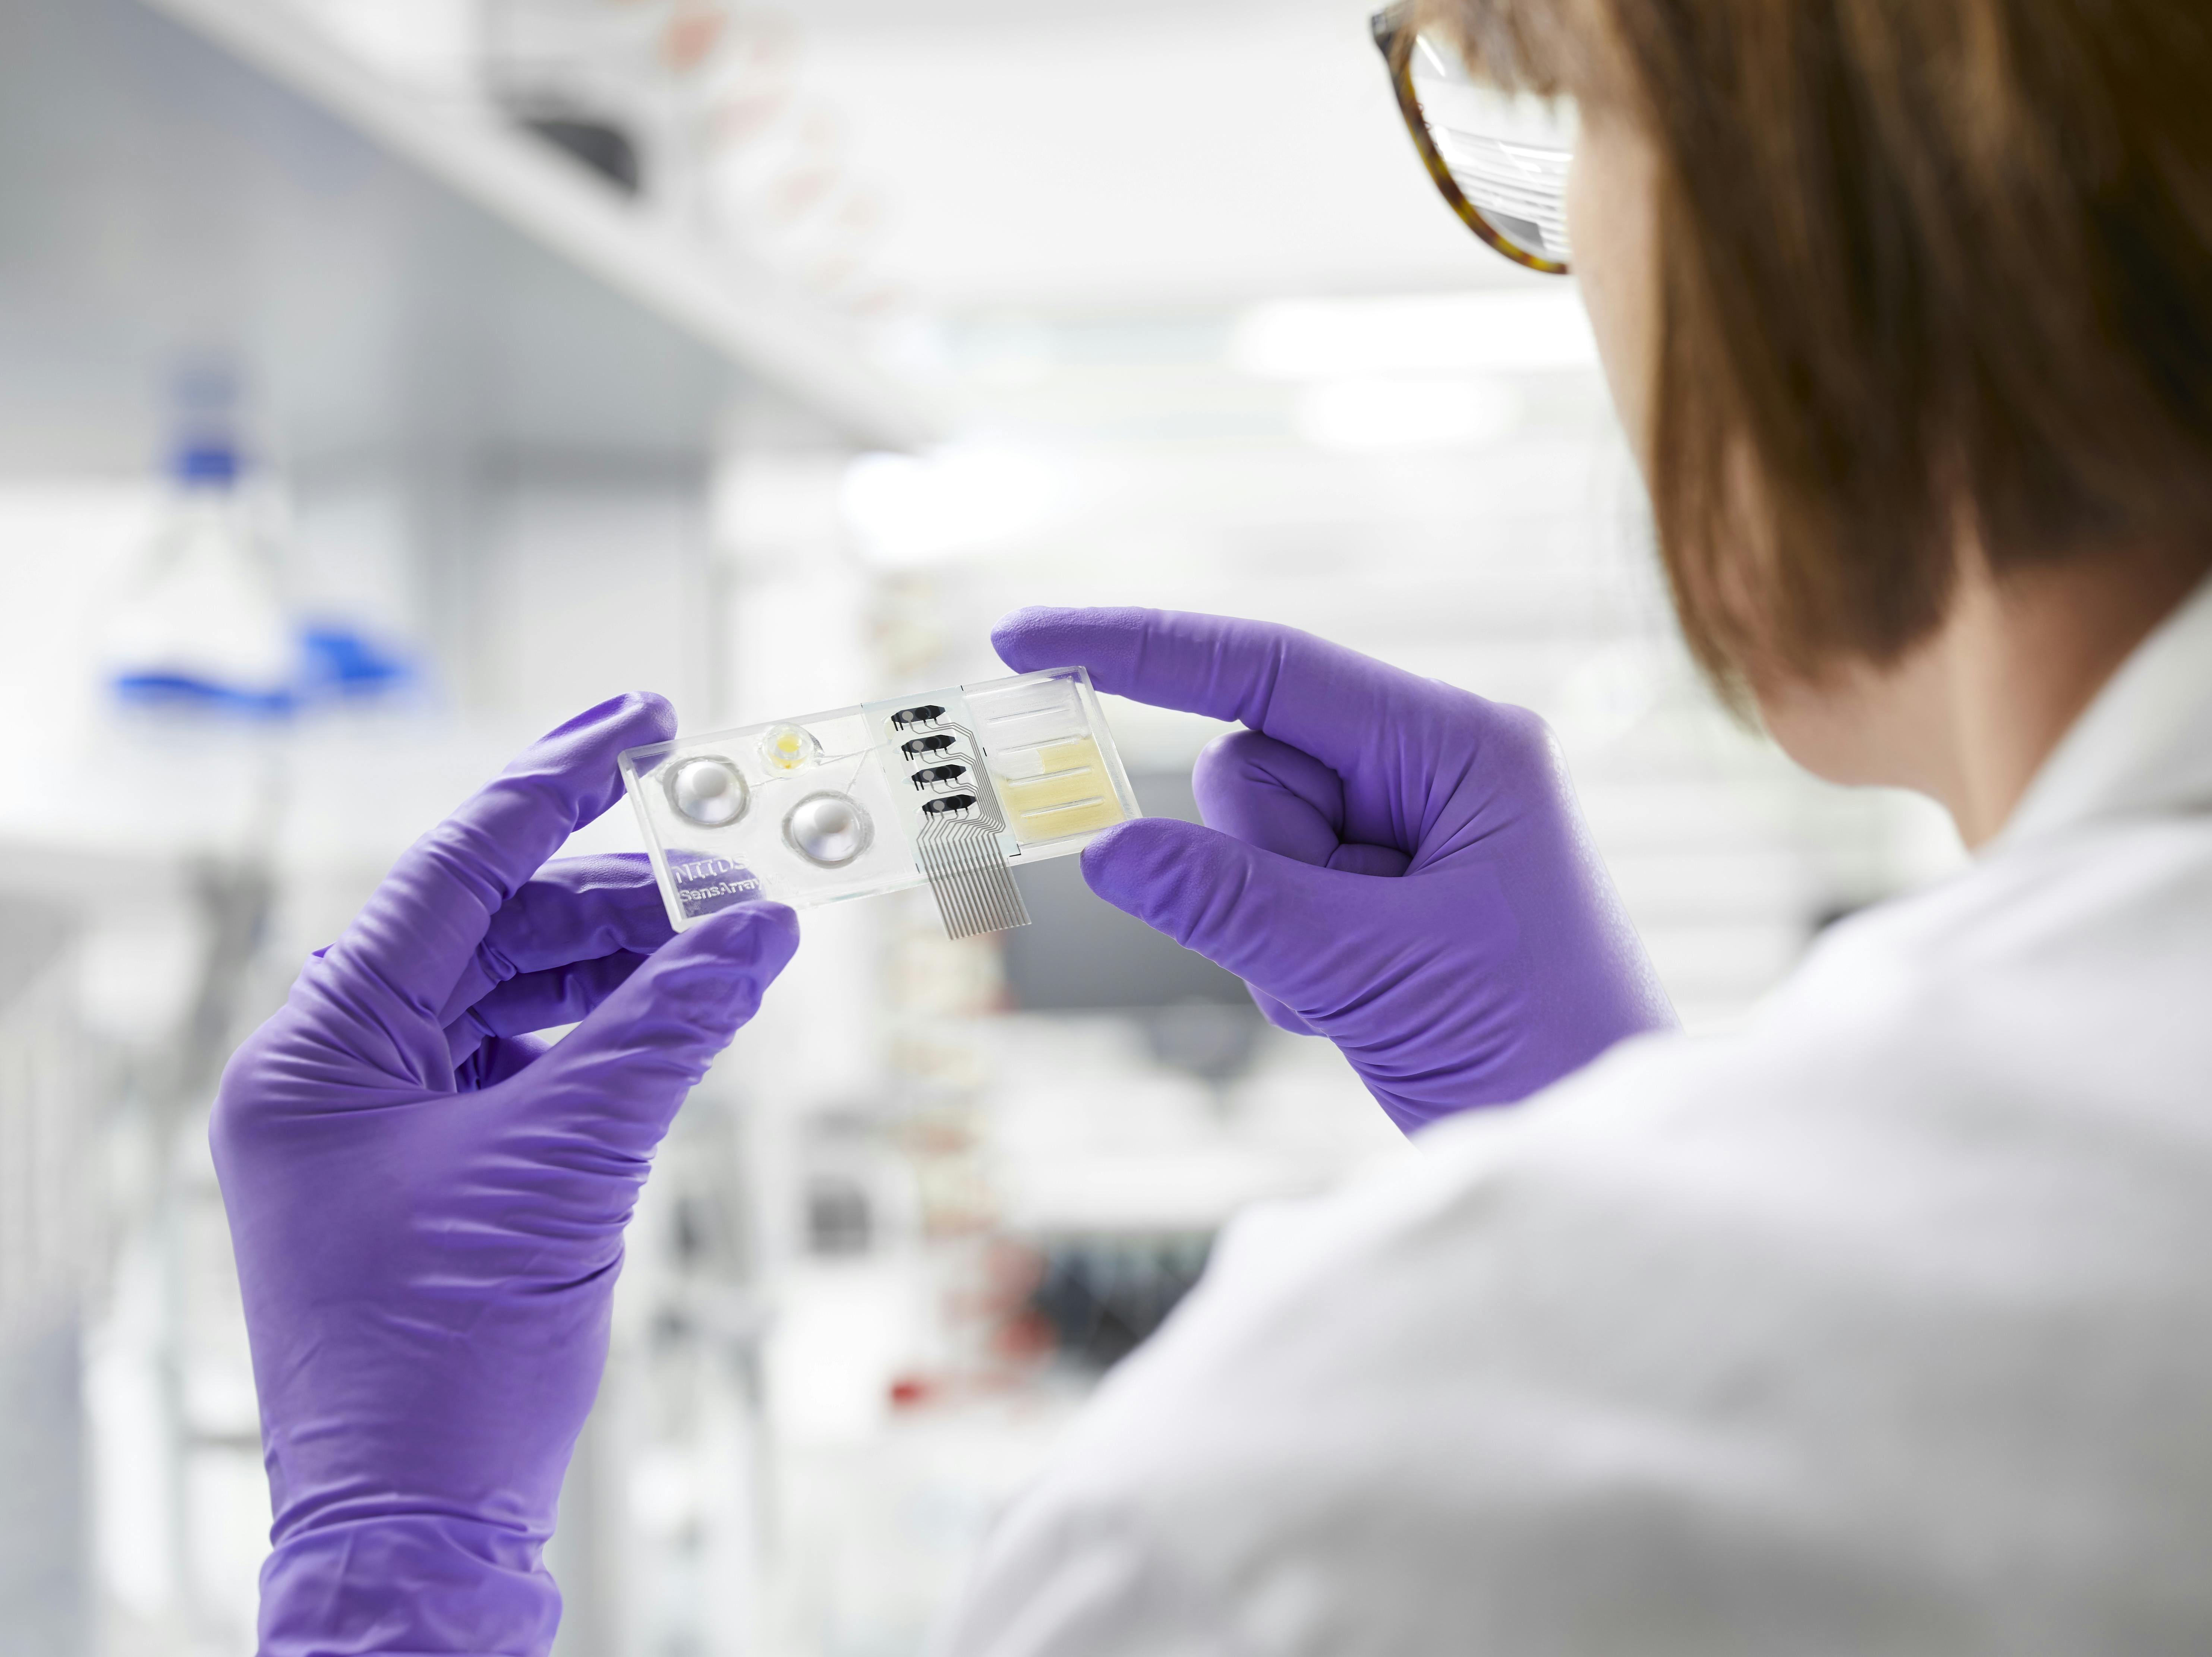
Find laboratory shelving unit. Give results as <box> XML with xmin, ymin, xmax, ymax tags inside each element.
<box><xmin>0</xmin><ymin>0</ymin><xmax>929</xmax><ymax>471</ymax></box>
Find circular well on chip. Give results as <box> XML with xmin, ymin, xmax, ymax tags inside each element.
<box><xmin>784</xmin><ymin>791</ymin><xmax>873</xmax><ymax>867</ymax></box>
<box><xmin>666</xmin><ymin>756</ymin><xmax>749</xmax><ymax>827</ymax></box>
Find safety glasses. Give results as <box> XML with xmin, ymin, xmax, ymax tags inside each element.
<box><xmin>1370</xmin><ymin>2</ymin><xmax>1578</xmax><ymax>275</ymax></box>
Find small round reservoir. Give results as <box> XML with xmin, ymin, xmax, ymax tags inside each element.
<box><xmin>784</xmin><ymin>792</ymin><xmax>873</xmax><ymax>867</ymax></box>
<box><xmin>666</xmin><ymin>757</ymin><xmax>749</xmax><ymax>827</ymax></box>
<box><xmin>760</xmin><ymin>723</ymin><xmax>821</xmax><ymax>773</ymax></box>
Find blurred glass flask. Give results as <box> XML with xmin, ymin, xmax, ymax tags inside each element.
<box><xmin>102</xmin><ymin>439</ymin><xmax>298</xmax><ymax>714</ymax></box>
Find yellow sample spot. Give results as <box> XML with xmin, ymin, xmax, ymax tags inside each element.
<box><xmin>760</xmin><ymin>723</ymin><xmax>819</xmax><ymax>773</ymax></box>
<box><xmin>996</xmin><ymin>737</ymin><xmax>1125</xmax><ymax>843</ymax></box>
<box><xmin>1009</xmin><ymin>795</ymin><xmax>1125</xmax><ymax>841</ymax></box>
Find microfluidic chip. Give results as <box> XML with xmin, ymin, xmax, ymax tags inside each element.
<box><xmin>619</xmin><ymin>666</ymin><xmax>1142</xmax><ymax>940</ymax></box>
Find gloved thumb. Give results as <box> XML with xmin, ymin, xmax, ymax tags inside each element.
<box><xmin>520</xmin><ymin>902</ymin><xmax>800</xmax><ymax>1155</ymax></box>
<box><xmin>1081</xmin><ymin>818</ymin><xmax>1346</xmax><ymax>1027</ymax></box>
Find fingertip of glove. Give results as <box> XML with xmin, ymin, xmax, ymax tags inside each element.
<box><xmin>991</xmin><ymin>605</ymin><xmax>1162</xmax><ymax>676</ymax></box>
<box><xmin>558</xmin><ymin>690</ymin><xmax>678</xmax><ymax>747</ymax></box>
<box><xmin>990</xmin><ymin>607</ymin><xmax>1071</xmax><ymax>671</ymax></box>
<box><xmin>1077</xmin><ymin>814</ymin><xmax>1152</xmax><ymax>867</ymax></box>
<box><xmin>1079</xmin><ymin>817</ymin><xmax>1212</xmax><ymax>903</ymax></box>
<box><xmin>630</xmin><ymin>691</ymin><xmax>680</xmax><ymax>745</ymax></box>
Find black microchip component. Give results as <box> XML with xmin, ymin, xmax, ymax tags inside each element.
<box><xmin>901</xmin><ymin>732</ymin><xmax>958</xmax><ymax>758</ymax></box>
<box><xmin>911</xmin><ymin>763</ymin><xmax>969</xmax><ymax>789</ymax></box>
<box><xmin>891</xmin><ymin>704</ymin><xmax>947</xmax><ymax>730</ymax></box>
<box><xmin>921</xmin><ymin>793</ymin><xmax>980</xmax><ymax>815</ymax></box>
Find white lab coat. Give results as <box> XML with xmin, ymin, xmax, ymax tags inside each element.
<box><xmin>934</xmin><ymin>577</ymin><xmax>2212</xmax><ymax>1656</ymax></box>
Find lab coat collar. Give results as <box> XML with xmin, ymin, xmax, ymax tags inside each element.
<box><xmin>1998</xmin><ymin>571</ymin><xmax>2212</xmax><ymax>850</ymax></box>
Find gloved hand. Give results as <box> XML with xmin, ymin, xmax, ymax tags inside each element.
<box><xmin>994</xmin><ymin>609</ymin><xmax>1676</xmax><ymax>1132</ymax></box>
<box><xmin>211</xmin><ymin>694</ymin><xmax>799</xmax><ymax>1657</ymax></box>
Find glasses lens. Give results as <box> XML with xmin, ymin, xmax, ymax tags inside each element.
<box><xmin>1406</xmin><ymin>29</ymin><xmax>1578</xmax><ymax>268</ymax></box>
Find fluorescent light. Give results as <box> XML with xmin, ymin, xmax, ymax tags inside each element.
<box><xmin>1233</xmin><ymin>290</ymin><xmax>1599</xmax><ymax>379</ymax></box>
<box><xmin>838</xmin><ymin>445</ymin><xmax>1068</xmax><ymax>566</ymax></box>
<box><xmin>1292</xmin><ymin>376</ymin><xmax>1523</xmax><ymax>452</ymax></box>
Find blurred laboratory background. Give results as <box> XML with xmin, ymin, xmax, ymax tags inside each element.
<box><xmin>0</xmin><ymin>0</ymin><xmax>1966</xmax><ymax>1652</ymax></box>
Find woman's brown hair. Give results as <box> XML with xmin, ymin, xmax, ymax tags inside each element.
<box><xmin>1428</xmin><ymin>0</ymin><xmax>2212</xmax><ymax>696</ymax></box>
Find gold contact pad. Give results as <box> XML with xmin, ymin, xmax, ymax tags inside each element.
<box><xmin>994</xmin><ymin>737</ymin><xmax>1127</xmax><ymax>843</ymax></box>
<box><xmin>993</xmin><ymin>738</ymin><xmax>1100</xmax><ymax>779</ymax></box>
<box><xmin>1009</xmin><ymin>795</ymin><xmax>1125</xmax><ymax>841</ymax></box>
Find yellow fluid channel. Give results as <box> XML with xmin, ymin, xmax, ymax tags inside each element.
<box><xmin>995</xmin><ymin>737</ymin><xmax>1125</xmax><ymax>843</ymax></box>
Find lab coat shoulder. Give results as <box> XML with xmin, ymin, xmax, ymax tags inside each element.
<box><xmin>935</xmin><ymin>816</ymin><xmax>2212</xmax><ymax>1657</ymax></box>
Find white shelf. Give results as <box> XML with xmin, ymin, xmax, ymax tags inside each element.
<box><xmin>150</xmin><ymin>0</ymin><xmax>931</xmax><ymax>448</ymax></box>
<box><xmin>0</xmin><ymin>0</ymin><xmax>933</xmax><ymax>472</ymax></box>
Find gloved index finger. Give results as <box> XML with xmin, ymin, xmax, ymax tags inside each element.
<box><xmin>331</xmin><ymin>693</ymin><xmax>676</xmax><ymax>1017</ymax></box>
<box><xmin>992</xmin><ymin>606</ymin><xmax>1440</xmax><ymax>781</ymax></box>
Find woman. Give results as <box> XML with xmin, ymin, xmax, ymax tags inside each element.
<box><xmin>214</xmin><ymin>0</ymin><xmax>2212</xmax><ymax>1650</ymax></box>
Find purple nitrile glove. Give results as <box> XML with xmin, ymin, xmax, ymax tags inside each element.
<box><xmin>993</xmin><ymin>608</ymin><xmax>1677</xmax><ymax>1133</ymax></box>
<box><xmin>211</xmin><ymin>693</ymin><xmax>799</xmax><ymax>1657</ymax></box>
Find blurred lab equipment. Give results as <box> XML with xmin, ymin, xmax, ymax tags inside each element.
<box><xmin>104</xmin><ymin>436</ymin><xmax>296</xmax><ymax>716</ymax></box>
<box><xmin>482</xmin><ymin>0</ymin><xmax>661</xmax><ymax>195</ymax></box>
<box><xmin>1023</xmin><ymin>1233</ymin><xmax>1211</xmax><ymax>1373</ymax></box>
<box><xmin>100</xmin><ymin>384</ymin><xmax>415</xmax><ymax>720</ymax></box>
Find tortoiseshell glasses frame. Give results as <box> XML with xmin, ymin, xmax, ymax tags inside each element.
<box><xmin>1370</xmin><ymin>1</ymin><xmax>1574</xmax><ymax>277</ymax></box>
